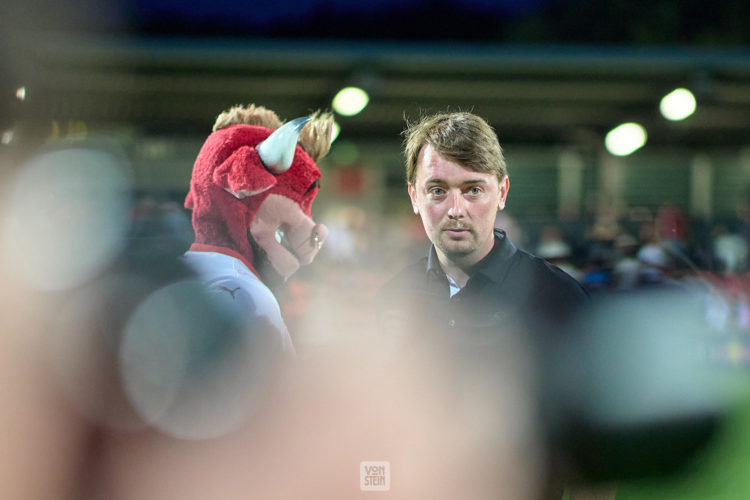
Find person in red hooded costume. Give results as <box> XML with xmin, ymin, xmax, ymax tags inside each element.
<box><xmin>183</xmin><ymin>104</ymin><xmax>334</xmax><ymax>354</ymax></box>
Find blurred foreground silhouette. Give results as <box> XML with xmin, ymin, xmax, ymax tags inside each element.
<box><xmin>0</xmin><ymin>144</ymin><xmax>739</xmax><ymax>500</ymax></box>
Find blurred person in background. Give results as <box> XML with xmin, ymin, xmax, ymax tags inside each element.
<box><xmin>711</xmin><ymin>224</ymin><xmax>749</xmax><ymax>272</ymax></box>
<box><xmin>611</xmin><ymin>232</ymin><xmax>642</xmax><ymax>291</ymax></box>
<box><xmin>377</xmin><ymin>111</ymin><xmax>595</xmax><ymax>499</ymax></box>
<box><xmin>535</xmin><ymin>224</ymin><xmax>584</xmax><ymax>282</ymax></box>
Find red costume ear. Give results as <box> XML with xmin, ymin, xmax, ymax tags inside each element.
<box><xmin>212</xmin><ymin>145</ymin><xmax>277</xmax><ymax>199</ymax></box>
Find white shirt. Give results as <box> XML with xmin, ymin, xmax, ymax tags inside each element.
<box><xmin>183</xmin><ymin>250</ymin><xmax>295</xmax><ymax>354</ymax></box>
<box><xmin>446</xmin><ymin>273</ymin><xmax>461</xmax><ymax>298</ymax></box>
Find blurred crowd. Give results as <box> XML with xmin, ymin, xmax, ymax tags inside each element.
<box><xmin>524</xmin><ymin>203</ymin><xmax>750</xmax><ymax>294</ymax></box>
<box><xmin>282</xmin><ymin>199</ymin><xmax>750</xmax><ymax>369</ymax></box>
<box><xmin>121</xmin><ymin>193</ymin><xmax>750</xmax><ymax>341</ymax></box>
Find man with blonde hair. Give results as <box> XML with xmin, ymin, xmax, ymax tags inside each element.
<box><xmin>391</xmin><ymin>110</ymin><xmax>585</xmax><ymax>301</ymax></box>
<box><xmin>379</xmin><ymin>110</ymin><xmax>591</xmax><ymax>499</ymax></box>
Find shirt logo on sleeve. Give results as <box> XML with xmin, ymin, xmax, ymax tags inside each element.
<box><xmin>217</xmin><ymin>286</ymin><xmax>241</xmax><ymax>299</ymax></box>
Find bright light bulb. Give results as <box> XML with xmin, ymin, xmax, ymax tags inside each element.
<box><xmin>605</xmin><ymin>122</ymin><xmax>647</xmax><ymax>156</ymax></box>
<box><xmin>660</xmin><ymin>88</ymin><xmax>696</xmax><ymax>121</ymax></box>
<box><xmin>332</xmin><ymin>87</ymin><xmax>369</xmax><ymax>116</ymax></box>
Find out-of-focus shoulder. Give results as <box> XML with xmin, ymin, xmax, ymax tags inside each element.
<box><xmin>517</xmin><ymin>249</ymin><xmax>590</xmax><ymax>299</ymax></box>
<box><xmin>376</xmin><ymin>258</ymin><xmax>428</xmax><ymax>302</ymax></box>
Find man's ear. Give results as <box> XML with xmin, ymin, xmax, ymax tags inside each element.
<box><xmin>497</xmin><ymin>176</ymin><xmax>510</xmax><ymax>211</ymax></box>
<box><xmin>407</xmin><ymin>183</ymin><xmax>419</xmax><ymax>214</ymax></box>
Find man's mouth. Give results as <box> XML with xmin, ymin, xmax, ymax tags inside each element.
<box><xmin>444</xmin><ymin>223</ymin><xmax>469</xmax><ymax>233</ymax></box>
<box><xmin>444</xmin><ymin>229</ymin><xmax>471</xmax><ymax>240</ymax></box>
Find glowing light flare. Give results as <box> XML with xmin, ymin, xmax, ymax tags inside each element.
<box><xmin>605</xmin><ymin>122</ymin><xmax>647</xmax><ymax>156</ymax></box>
<box><xmin>2</xmin><ymin>148</ymin><xmax>133</xmax><ymax>291</ymax></box>
<box><xmin>560</xmin><ymin>291</ymin><xmax>724</xmax><ymax>427</ymax></box>
<box><xmin>120</xmin><ymin>279</ymin><xmax>280</xmax><ymax>439</ymax></box>
<box><xmin>660</xmin><ymin>88</ymin><xmax>697</xmax><ymax>121</ymax></box>
<box><xmin>1</xmin><ymin>130</ymin><xmax>13</xmax><ymax>145</ymax></box>
<box><xmin>15</xmin><ymin>86</ymin><xmax>26</xmax><ymax>101</ymax></box>
<box><xmin>332</xmin><ymin>86</ymin><xmax>369</xmax><ymax>116</ymax></box>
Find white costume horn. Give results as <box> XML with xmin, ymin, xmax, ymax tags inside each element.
<box><xmin>256</xmin><ymin>116</ymin><xmax>312</xmax><ymax>174</ymax></box>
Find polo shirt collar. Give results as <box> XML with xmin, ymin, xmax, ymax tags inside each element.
<box><xmin>425</xmin><ymin>228</ymin><xmax>518</xmax><ymax>283</ymax></box>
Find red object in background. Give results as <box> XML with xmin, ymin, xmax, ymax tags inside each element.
<box><xmin>330</xmin><ymin>164</ymin><xmax>371</xmax><ymax>197</ymax></box>
<box><xmin>404</xmin><ymin>216</ymin><xmax>427</xmax><ymax>243</ymax></box>
<box><xmin>656</xmin><ymin>203</ymin><xmax>689</xmax><ymax>242</ymax></box>
<box><xmin>280</xmin><ymin>280</ymin><xmax>310</xmax><ymax>319</ymax></box>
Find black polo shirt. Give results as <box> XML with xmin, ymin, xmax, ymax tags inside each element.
<box><xmin>378</xmin><ymin>229</ymin><xmax>588</xmax><ymax>350</ymax></box>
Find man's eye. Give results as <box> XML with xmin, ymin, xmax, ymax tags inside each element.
<box><xmin>468</xmin><ymin>187</ymin><xmax>482</xmax><ymax>195</ymax></box>
<box><xmin>429</xmin><ymin>187</ymin><xmax>445</xmax><ymax>196</ymax></box>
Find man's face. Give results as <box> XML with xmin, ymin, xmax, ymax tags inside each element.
<box><xmin>408</xmin><ymin>144</ymin><xmax>509</xmax><ymax>268</ymax></box>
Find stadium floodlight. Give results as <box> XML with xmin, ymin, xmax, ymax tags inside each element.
<box><xmin>605</xmin><ymin>122</ymin><xmax>647</xmax><ymax>156</ymax></box>
<box><xmin>660</xmin><ymin>88</ymin><xmax>696</xmax><ymax>121</ymax></box>
<box><xmin>332</xmin><ymin>86</ymin><xmax>369</xmax><ymax>116</ymax></box>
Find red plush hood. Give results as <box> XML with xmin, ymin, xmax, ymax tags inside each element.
<box><xmin>185</xmin><ymin>124</ymin><xmax>322</xmax><ymax>269</ymax></box>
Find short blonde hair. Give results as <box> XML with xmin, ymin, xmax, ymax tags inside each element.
<box><xmin>213</xmin><ymin>104</ymin><xmax>334</xmax><ymax>162</ymax></box>
<box><xmin>402</xmin><ymin>111</ymin><xmax>507</xmax><ymax>185</ymax></box>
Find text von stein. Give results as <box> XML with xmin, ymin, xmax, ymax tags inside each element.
<box><xmin>364</xmin><ymin>465</ymin><xmax>386</xmax><ymax>486</ymax></box>
<box><xmin>360</xmin><ymin>461</ymin><xmax>390</xmax><ymax>491</ymax></box>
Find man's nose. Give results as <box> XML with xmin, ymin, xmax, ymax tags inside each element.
<box><xmin>447</xmin><ymin>190</ymin><xmax>464</xmax><ymax>218</ymax></box>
